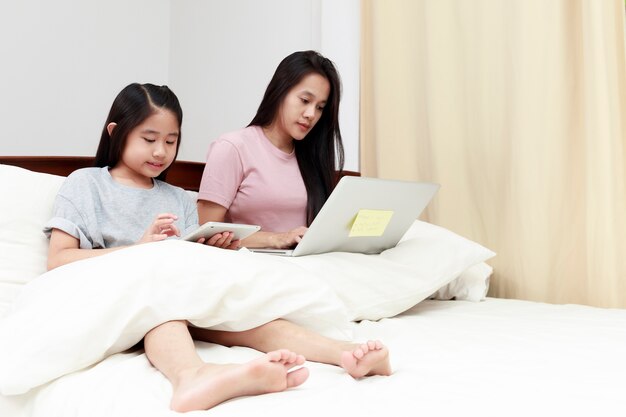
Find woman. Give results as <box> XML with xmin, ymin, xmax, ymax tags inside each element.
<box><xmin>195</xmin><ymin>51</ymin><xmax>391</xmax><ymax>379</ymax></box>
<box><xmin>197</xmin><ymin>49</ymin><xmax>344</xmax><ymax>249</ymax></box>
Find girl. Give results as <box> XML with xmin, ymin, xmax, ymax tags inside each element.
<box><xmin>44</xmin><ymin>83</ymin><xmax>308</xmax><ymax>412</ymax></box>
<box><xmin>195</xmin><ymin>51</ymin><xmax>392</xmax><ymax>378</ymax></box>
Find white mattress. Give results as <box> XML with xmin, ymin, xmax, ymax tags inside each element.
<box><xmin>3</xmin><ymin>297</ymin><xmax>625</xmax><ymax>417</ymax></box>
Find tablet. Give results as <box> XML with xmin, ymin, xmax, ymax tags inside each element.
<box><xmin>182</xmin><ymin>221</ymin><xmax>261</xmax><ymax>242</ymax></box>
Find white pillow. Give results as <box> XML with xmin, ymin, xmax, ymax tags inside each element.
<box><xmin>0</xmin><ymin>164</ymin><xmax>65</xmax><ymax>318</ymax></box>
<box><xmin>286</xmin><ymin>220</ymin><xmax>496</xmax><ymax>321</ymax></box>
<box><xmin>430</xmin><ymin>261</ymin><xmax>493</xmax><ymax>301</ymax></box>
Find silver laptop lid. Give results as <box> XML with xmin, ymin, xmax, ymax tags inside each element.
<box><xmin>289</xmin><ymin>176</ymin><xmax>439</xmax><ymax>257</ymax></box>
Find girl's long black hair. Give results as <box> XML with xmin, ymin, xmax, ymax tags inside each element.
<box><xmin>94</xmin><ymin>83</ymin><xmax>183</xmax><ymax>181</ymax></box>
<box><xmin>249</xmin><ymin>50</ymin><xmax>345</xmax><ymax>225</ymax></box>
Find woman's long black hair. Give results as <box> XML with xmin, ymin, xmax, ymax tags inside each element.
<box><xmin>94</xmin><ymin>83</ymin><xmax>183</xmax><ymax>181</ymax></box>
<box><xmin>249</xmin><ymin>50</ymin><xmax>345</xmax><ymax>225</ymax></box>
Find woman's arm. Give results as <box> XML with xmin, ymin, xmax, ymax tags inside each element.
<box><xmin>197</xmin><ymin>199</ymin><xmax>228</xmax><ymax>223</ymax></box>
<box><xmin>197</xmin><ymin>199</ymin><xmax>306</xmax><ymax>249</ymax></box>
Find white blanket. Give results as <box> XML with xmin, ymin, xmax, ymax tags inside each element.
<box><xmin>0</xmin><ymin>241</ymin><xmax>351</xmax><ymax>395</ymax></box>
<box><xmin>0</xmin><ymin>220</ymin><xmax>495</xmax><ymax>397</ymax></box>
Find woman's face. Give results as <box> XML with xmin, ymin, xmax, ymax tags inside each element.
<box><xmin>274</xmin><ymin>72</ymin><xmax>330</xmax><ymax>142</ymax></box>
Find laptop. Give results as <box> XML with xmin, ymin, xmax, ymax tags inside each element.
<box><xmin>249</xmin><ymin>176</ymin><xmax>439</xmax><ymax>257</ymax></box>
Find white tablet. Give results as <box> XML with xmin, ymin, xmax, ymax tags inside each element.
<box><xmin>182</xmin><ymin>221</ymin><xmax>261</xmax><ymax>242</ymax></box>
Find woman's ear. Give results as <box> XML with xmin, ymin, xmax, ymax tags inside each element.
<box><xmin>106</xmin><ymin>122</ymin><xmax>117</xmax><ymax>136</ymax></box>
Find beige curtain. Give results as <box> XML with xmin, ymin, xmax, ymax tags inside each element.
<box><xmin>361</xmin><ymin>0</ymin><xmax>626</xmax><ymax>308</ymax></box>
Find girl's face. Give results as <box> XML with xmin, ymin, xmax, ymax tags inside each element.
<box><xmin>272</xmin><ymin>72</ymin><xmax>330</xmax><ymax>144</ymax></box>
<box><xmin>112</xmin><ymin>108</ymin><xmax>180</xmax><ymax>187</ymax></box>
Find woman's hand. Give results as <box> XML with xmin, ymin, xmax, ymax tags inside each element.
<box><xmin>238</xmin><ymin>226</ymin><xmax>308</xmax><ymax>249</ymax></box>
<box><xmin>139</xmin><ymin>213</ymin><xmax>180</xmax><ymax>244</ymax></box>
<box><xmin>196</xmin><ymin>232</ymin><xmax>240</xmax><ymax>250</ymax></box>
<box><xmin>267</xmin><ymin>226</ymin><xmax>308</xmax><ymax>249</ymax></box>
<box><xmin>196</xmin><ymin>200</ymin><xmax>239</xmax><ymax>250</ymax></box>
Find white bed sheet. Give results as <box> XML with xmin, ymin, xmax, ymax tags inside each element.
<box><xmin>3</xmin><ymin>297</ymin><xmax>625</xmax><ymax>417</ymax></box>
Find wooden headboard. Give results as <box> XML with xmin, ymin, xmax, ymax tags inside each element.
<box><xmin>0</xmin><ymin>156</ymin><xmax>359</xmax><ymax>192</ymax></box>
<box><xmin>0</xmin><ymin>156</ymin><xmax>206</xmax><ymax>191</ymax></box>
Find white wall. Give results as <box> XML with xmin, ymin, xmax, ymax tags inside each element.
<box><xmin>0</xmin><ymin>0</ymin><xmax>360</xmax><ymax>170</ymax></box>
<box><xmin>0</xmin><ymin>0</ymin><xmax>171</xmax><ymax>156</ymax></box>
<box><xmin>169</xmin><ymin>0</ymin><xmax>318</xmax><ymax>162</ymax></box>
<box><xmin>318</xmin><ymin>0</ymin><xmax>361</xmax><ymax>171</ymax></box>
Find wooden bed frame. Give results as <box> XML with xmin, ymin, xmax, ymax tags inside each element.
<box><xmin>0</xmin><ymin>156</ymin><xmax>359</xmax><ymax>191</ymax></box>
<box><xmin>0</xmin><ymin>156</ymin><xmax>205</xmax><ymax>191</ymax></box>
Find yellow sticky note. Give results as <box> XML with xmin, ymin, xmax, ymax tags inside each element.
<box><xmin>349</xmin><ymin>209</ymin><xmax>394</xmax><ymax>237</ymax></box>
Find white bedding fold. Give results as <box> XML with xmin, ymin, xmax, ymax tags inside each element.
<box><xmin>0</xmin><ymin>241</ymin><xmax>351</xmax><ymax>395</ymax></box>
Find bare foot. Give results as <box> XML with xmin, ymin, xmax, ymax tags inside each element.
<box><xmin>340</xmin><ymin>340</ymin><xmax>392</xmax><ymax>378</ymax></box>
<box><xmin>170</xmin><ymin>349</ymin><xmax>309</xmax><ymax>412</ymax></box>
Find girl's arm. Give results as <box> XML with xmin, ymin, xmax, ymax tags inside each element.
<box><xmin>197</xmin><ymin>200</ymin><xmax>307</xmax><ymax>249</ymax></box>
<box><xmin>47</xmin><ymin>213</ymin><xmax>182</xmax><ymax>270</ymax></box>
<box><xmin>47</xmin><ymin>229</ymin><xmax>122</xmax><ymax>270</ymax></box>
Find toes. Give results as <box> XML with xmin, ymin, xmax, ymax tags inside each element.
<box><xmin>353</xmin><ymin>341</ymin><xmax>386</xmax><ymax>360</ymax></box>
<box><xmin>266</xmin><ymin>350</ymin><xmax>281</xmax><ymax>362</ymax></box>
<box><xmin>267</xmin><ymin>349</ymin><xmax>289</xmax><ymax>362</ymax></box>
<box><xmin>266</xmin><ymin>350</ymin><xmax>305</xmax><ymax>367</ymax></box>
<box><xmin>278</xmin><ymin>349</ymin><xmax>290</xmax><ymax>362</ymax></box>
<box><xmin>286</xmin><ymin>367</ymin><xmax>309</xmax><ymax>388</ymax></box>
<box><xmin>366</xmin><ymin>340</ymin><xmax>379</xmax><ymax>350</ymax></box>
<box><xmin>283</xmin><ymin>354</ymin><xmax>306</xmax><ymax>370</ymax></box>
<box><xmin>353</xmin><ymin>346</ymin><xmax>365</xmax><ymax>359</ymax></box>
<box><xmin>280</xmin><ymin>350</ymin><xmax>296</xmax><ymax>365</ymax></box>
<box><xmin>364</xmin><ymin>340</ymin><xmax>384</xmax><ymax>351</ymax></box>
<box><xmin>371</xmin><ymin>340</ymin><xmax>385</xmax><ymax>350</ymax></box>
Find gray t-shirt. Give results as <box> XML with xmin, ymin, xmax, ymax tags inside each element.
<box><xmin>44</xmin><ymin>167</ymin><xmax>198</xmax><ymax>249</ymax></box>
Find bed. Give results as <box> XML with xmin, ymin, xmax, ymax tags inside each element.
<box><xmin>0</xmin><ymin>157</ymin><xmax>625</xmax><ymax>417</ymax></box>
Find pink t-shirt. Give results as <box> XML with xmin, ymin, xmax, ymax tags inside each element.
<box><xmin>198</xmin><ymin>125</ymin><xmax>307</xmax><ymax>232</ymax></box>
